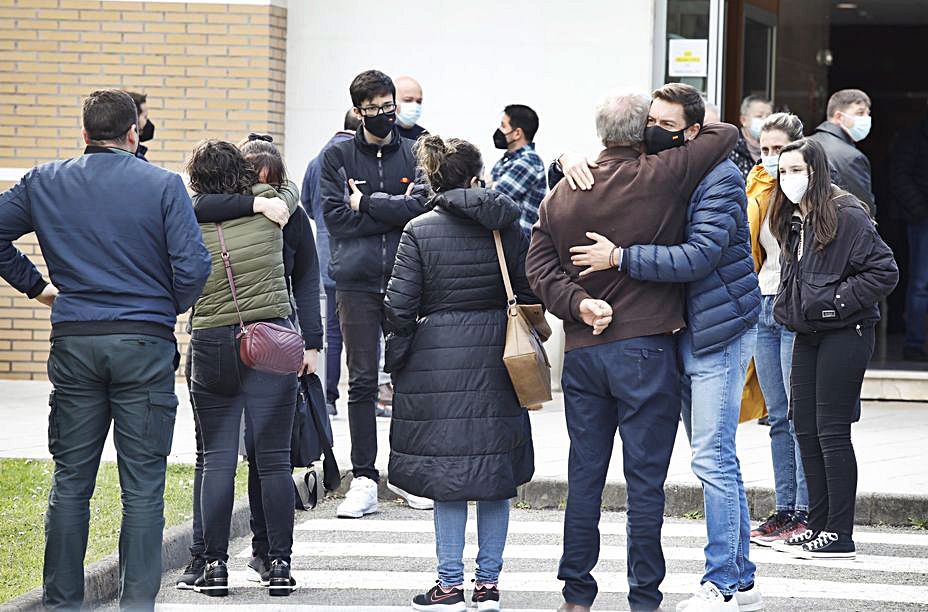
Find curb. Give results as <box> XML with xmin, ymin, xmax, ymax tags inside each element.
<box><xmin>5</xmin><ymin>471</ymin><xmax>925</xmax><ymax>610</ymax></box>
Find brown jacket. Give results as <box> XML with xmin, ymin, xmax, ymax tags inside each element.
<box><xmin>526</xmin><ymin>123</ymin><xmax>739</xmax><ymax>352</ymax></box>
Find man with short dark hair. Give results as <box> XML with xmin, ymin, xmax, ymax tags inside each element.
<box><xmin>810</xmin><ymin>88</ymin><xmax>875</xmax><ymax>214</ymax></box>
<box><xmin>568</xmin><ymin>82</ymin><xmax>762</xmax><ymax>611</ymax></box>
<box><xmin>527</xmin><ymin>88</ymin><xmax>737</xmax><ymax>612</ymax></box>
<box><xmin>126</xmin><ymin>90</ymin><xmax>155</xmax><ymax>161</ymax></box>
<box><xmin>303</xmin><ymin>109</ymin><xmax>362</xmax><ymax>414</ymax></box>
<box><xmin>321</xmin><ymin>70</ymin><xmax>429</xmax><ymax>518</ymax></box>
<box><xmin>394</xmin><ymin>75</ymin><xmax>428</xmax><ymax>140</ymax></box>
<box><xmin>0</xmin><ymin>89</ymin><xmax>210</xmax><ymax>610</ymax></box>
<box><xmin>729</xmin><ymin>95</ymin><xmax>773</xmax><ymax>178</ymax></box>
<box><xmin>490</xmin><ymin>104</ymin><xmax>546</xmax><ymax>235</ymax></box>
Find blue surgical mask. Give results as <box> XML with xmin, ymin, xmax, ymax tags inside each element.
<box><xmin>749</xmin><ymin>116</ymin><xmax>765</xmax><ymax>140</ymax></box>
<box><xmin>761</xmin><ymin>155</ymin><xmax>779</xmax><ymax>179</ymax></box>
<box><xmin>843</xmin><ymin>113</ymin><xmax>872</xmax><ymax>142</ymax></box>
<box><xmin>396</xmin><ymin>102</ymin><xmax>422</xmax><ymax>129</ymax></box>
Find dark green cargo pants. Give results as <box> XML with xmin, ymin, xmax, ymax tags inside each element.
<box><xmin>43</xmin><ymin>334</ymin><xmax>178</xmax><ymax>612</ymax></box>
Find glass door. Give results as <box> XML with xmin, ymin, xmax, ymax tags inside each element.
<box><xmin>742</xmin><ymin>4</ymin><xmax>777</xmax><ymax>100</ymax></box>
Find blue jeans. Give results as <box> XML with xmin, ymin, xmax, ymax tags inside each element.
<box><xmin>754</xmin><ymin>295</ymin><xmax>808</xmax><ymax>513</ymax></box>
<box><xmin>906</xmin><ymin>221</ymin><xmax>928</xmax><ymax>350</ymax></box>
<box><xmin>434</xmin><ymin>499</ymin><xmax>510</xmax><ymax>587</ymax></box>
<box><xmin>681</xmin><ymin>328</ymin><xmax>756</xmax><ymax>596</ymax></box>
<box><xmin>559</xmin><ymin>336</ymin><xmax>680</xmax><ymax>611</ymax></box>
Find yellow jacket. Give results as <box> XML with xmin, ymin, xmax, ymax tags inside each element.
<box><xmin>740</xmin><ymin>163</ymin><xmax>777</xmax><ymax>422</ymax></box>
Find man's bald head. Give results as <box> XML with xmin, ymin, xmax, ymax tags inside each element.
<box><xmin>395</xmin><ymin>76</ymin><xmax>423</xmax><ymax>102</ymax></box>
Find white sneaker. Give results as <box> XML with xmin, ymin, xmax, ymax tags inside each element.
<box><xmin>734</xmin><ymin>585</ymin><xmax>764</xmax><ymax>611</ymax></box>
<box><xmin>387</xmin><ymin>482</ymin><xmax>434</xmax><ymax>510</ymax></box>
<box><xmin>675</xmin><ymin>583</ymin><xmax>739</xmax><ymax>611</ymax></box>
<box><xmin>336</xmin><ymin>476</ymin><xmax>379</xmax><ymax>518</ymax></box>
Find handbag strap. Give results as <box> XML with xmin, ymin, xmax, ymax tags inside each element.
<box><xmin>492</xmin><ymin>230</ymin><xmax>517</xmax><ymax>308</ymax></box>
<box><xmin>215</xmin><ymin>223</ymin><xmax>246</xmax><ymax>330</ymax></box>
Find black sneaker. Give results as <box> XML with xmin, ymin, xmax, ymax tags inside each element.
<box><xmin>326</xmin><ymin>402</ymin><xmax>338</xmax><ymax>416</ymax></box>
<box><xmin>794</xmin><ymin>531</ymin><xmax>856</xmax><ymax>559</ymax></box>
<box><xmin>247</xmin><ymin>555</ymin><xmax>270</xmax><ymax>585</ymax></box>
<box><xmin>192</xmin><ymin>560</ymin><xmax>228</xmax><ymax>597</ymax></box>
<box><xmin>772</xmin><ymin>528</ymin><xmax>819</xmax><ymax>552</ymax></box>
<box><xmin>267</xmin><ymin>559</ymin><xmax>297</xmax><ymax>596</ymax></box>
<box><xmin>412</xmin><ymin>581</ymin><xmax>466</xmax><ymax>611</ymax></box>
<box><xmin>472</xmin><ymin>582</ymin><xmax>501</xmax><ymax>611</ymax></box>
<box><xmin>175</xmin><ymin>554</ymin><xmax>205</xmax><ymax>590</ymax></box>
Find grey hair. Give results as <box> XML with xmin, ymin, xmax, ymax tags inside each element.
<box><xmin>740</xmin><ymin>94</ymin><xmax>772</xmax><ymax>116</ymax></box>
<box><xmin>595</xmin><ymin>92</ymin><xmax>650</xmax><ymax>147</ymax></box>
<box><xmin>761</xmin><ymin>112</ymin><xmax>804</xmax><ymax>141</ymax></box>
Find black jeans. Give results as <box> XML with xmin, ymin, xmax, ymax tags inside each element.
<box><xmin>336</xmin><ymin>289</ymin><xmax>385</xmax><ymax>482</ymax></box>
<box><xmin>325</xmin><ymin>285</ymin><xmax>343</xmax><ymax>405</ymax></box>
<box><xmin>45</xmin><ymin>334</ymin><xmax>178</xmax><ymax>612</ymax></box>
<box><xmin>190</xmin><ymin>322</ymin><xmax>297</xmax><ymax>563</ymax></box>
<box><xmin>558</xmin><ymin>336</ymin><xmax>680</xmax><ymax>611</ymax></box>
<box><xmin>791</xmin><ymin>325</ymin><xmax>874</xmax><ymax>537</ymax></box>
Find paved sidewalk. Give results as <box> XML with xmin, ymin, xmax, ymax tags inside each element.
<box><xmin>2</xmin><ymin>380</ymin><xmax>926</xmax><ymax>497</ymax></box>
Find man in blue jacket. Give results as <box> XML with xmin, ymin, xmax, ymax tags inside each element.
<box><xmin>302</xmin><ymin>109</ymin><xmax>361</xmax><ymax>414</ymax></box>
<box><xmin>563</xmin><ymin>84</ymin><xmax>761</xmax><ymax>612</ymax></box>
<box><xmin>0</xmin><ymin>89</ymin><xmax>211</xmax><ymax>611</ymax></box>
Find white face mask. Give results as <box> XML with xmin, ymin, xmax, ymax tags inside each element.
<box><xmin>843</xmin><ymin>113</ymin><xmax>872</xmax><ymax>142</ymax></box>
<box><xmin>780</xmin><ymin>173</ymin><xmax>809</xmax><ymax>204</ymax></box>
<box><xmin>396</xmin><ymin>101</ymin><xmax>422</xmax><ymax>128</ymax></box>
<box><xmin>749</xmin><ymin>116</ymin><xmax>765</xmax><ymax>140</ymax></box>
<box><xmin>761</xmin><ymin>155</ymin><xmax>779</xmax><ymax>179</ymax></box>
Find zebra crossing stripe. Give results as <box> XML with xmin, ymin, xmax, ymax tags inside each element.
<box><xmin>294</xmin><ymin>518</ymin><xmax>928</xmax><ymax>547</ymax></box>
<box><xmin>216</xmin><ymin>570</ymin><xmax>928</xmax><ymax>604</ymax></box>
<box><xmin>156</xmin><ymin>607</ymin><xmax>622</xmax><ymax>612</ymax></box>
<box><xmin>235</xmin><ymin>541</ymin><xmax>928</xmax><ymax>575</ymax></box>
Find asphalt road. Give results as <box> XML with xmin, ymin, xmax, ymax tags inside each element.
<box><xmin>106</xmin><ymin>497</ymin><xmax>928</xmax><ymax>611</ymax></box>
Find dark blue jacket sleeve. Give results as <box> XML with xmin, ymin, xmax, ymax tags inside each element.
<box><xmin>0</xmin><ymin>173</ymin><xmax>47</xmax><ymax>297</ymax></box>
<box><xmin>302</xmin><ymin>156</ymin><xmax>321</xmax><ymax>219</ymax></box>
<box><xmin>163</xmin><ymin>174</ymin><xmax>211</xmax><ymax>313</ymax></box>
<box><xmin>626</xmin><ymin>166</ymin><xmax>744</xmax><ymax>283</ymax></box>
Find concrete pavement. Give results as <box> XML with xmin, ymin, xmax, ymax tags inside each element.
<box><xmin>3</xmin><ymin>380</ymin><xmax>927</xmax><ymax>500</ymax></box>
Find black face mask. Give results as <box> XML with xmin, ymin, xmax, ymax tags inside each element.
<box><xmin>644</xmin><ymin>125</ymin><xmax>686</xmax><ymax>154</ymax></box>
<box><xmin>493</xmin><ymin>128</ymin><xmax>512</xmax><ymax>150</ymax></box>
<box><xmin>139</xmin><ymin>121</ymin><xmax>155</xmax><ymax>143</ymax></box>
<box><xmin>364</xmin><ymin>112</ymin><xmax>396</xmax><ymax>139</ymax></box>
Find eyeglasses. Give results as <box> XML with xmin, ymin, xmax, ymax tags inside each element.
<box><xmin>358</xmin><ymin>102</ymin><xmax>397</xmax><ymax>117</ymax></box>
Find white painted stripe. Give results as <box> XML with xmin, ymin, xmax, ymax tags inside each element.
<box><xmin>157</xmin><ymin>607</ymin><xmax>620</xmax><ymax>612</ymax></box>
<box><xmin>295</xmin><ymin>518</ymin><xmax>928</xmax><ymax>547</ymax></box>
<box><xmin>238</xmin><ymin>541</ymin><xmax>928</xmax><ymax>575</ymax></box>
<box><xmin>218</xmin><ymin>570</ymin><xmax>928</xmax><ymax>604</ymax></box>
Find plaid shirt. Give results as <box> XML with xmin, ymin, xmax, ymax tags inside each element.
<box><xmin>491</xmin><ymin>144</ymin><xmax>547</xmax><ymax>234</ymax></box>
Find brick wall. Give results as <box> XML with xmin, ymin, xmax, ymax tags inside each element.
<box><xmin>0</xmin><ymin>0</ymin><xmax>287</xmax><ymax>379</ymax></box>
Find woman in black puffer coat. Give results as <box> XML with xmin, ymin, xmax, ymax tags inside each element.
<box><xmin>384</xmin><ymin>135</ymin><xmax>537</xmax><ymax>611</ymax></box>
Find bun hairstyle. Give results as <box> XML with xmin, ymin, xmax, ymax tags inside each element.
<box><xmin>239</xmin><ymin>133</ymin><xmax>287</xmax><ymax>186</ymax></box>
<box><xmin>415</xmin><ymin>134</ymin><xmax>482</xmax><ymax>192</ymax></box>
<box><xmin>761</xmin><ymin>112</ymin><xmax>804</xmax><ymax>142</ymax></box>
<box><xmin>186</xmin><ymin>139</ymin><xmax>257</xmax><ymax>195</ymax></box>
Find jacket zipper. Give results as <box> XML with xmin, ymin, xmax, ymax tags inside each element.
<box><xmin>378</xmin><ymin>147</ymin><xmax>387</xmax><ymax>292</ymax></box>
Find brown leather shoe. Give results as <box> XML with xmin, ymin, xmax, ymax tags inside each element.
<box><xmin>557</xmin><ymin>604</ymin><xmax>592</xmax><ymax>612</ymax></box>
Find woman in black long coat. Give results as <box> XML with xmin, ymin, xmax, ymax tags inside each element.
<box><xmin>384</xmin><ymin>135</ymin><xmax>538</xmax><ymax>612</ymax></box>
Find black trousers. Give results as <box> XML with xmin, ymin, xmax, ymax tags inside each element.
<box><xmin>189</xmin><ymin>322</ymin><xmax>297</xmax><ymax>563</ymax></box>
<box><xmin>335</xmin><ymin>289</ymin><xmax>385</xmax><ymax>482</ymax></box>
<box><xmin>791</xmin><ymin>325</ymin><xmax>874</xmax><ymax>537</ymax></box>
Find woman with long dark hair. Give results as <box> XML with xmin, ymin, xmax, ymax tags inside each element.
<box><xmin>181</xmin><ymin>138</ymin><xmax>321</xmax><ymax>597</ymax></box>
<box><xmin>769</xmin><ymin>138</ymin><xmax>897</xmax><ymax>559</ymax></box>
<box><xmin>385</xmin><ymin>135</ymin><xmax>537</xmax><ymax>611</ymax></box>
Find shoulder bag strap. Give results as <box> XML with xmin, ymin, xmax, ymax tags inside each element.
<box><xmin>215</xmin><ymin>223</ymin><xmax>246</xmax><ymax>330</ymax></box>
<box><xmin>492</xmin><ymin>230</ymin><xmax>517</xmax><ymax>308</ymax></box>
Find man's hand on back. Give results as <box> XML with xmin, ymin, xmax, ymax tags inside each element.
<box><xmin>558</xmin><ymin>153</ymin><xmax>599</xmax><ymax>191</ymax></box>
<box><xmin>570</xmin><ymin>232</ymin><xmax>620</xmax><ymax>277</ymax></box>
<box><xmin>35</xmin><ymin>283</ymin><xmax>58</xmax><ymax>308</ymax></box>
<box><xmin>578</xmin><ymin>298</ymin><xmax>613</xmax><ymax>335</ymax></box>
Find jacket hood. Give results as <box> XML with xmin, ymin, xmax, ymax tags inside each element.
<box><xmin>431</xmin><ymin>188</ymin><xmax>521</xmax><ymax>230</ymax></box>
<box><xmin>815</xmin><ymin>121</ymin><xmax>855</xmax><ymax>146</ymax></box>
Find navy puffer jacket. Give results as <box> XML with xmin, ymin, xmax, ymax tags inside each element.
<box><xmin>384</xmin><ymin>188</ymin><xmax>537</xmax><ymax>501</ymax></box>
<box><xmin>624</xmin><ymin>160</ymin><xmax>760</xmax><ymax>355</ymax></box>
